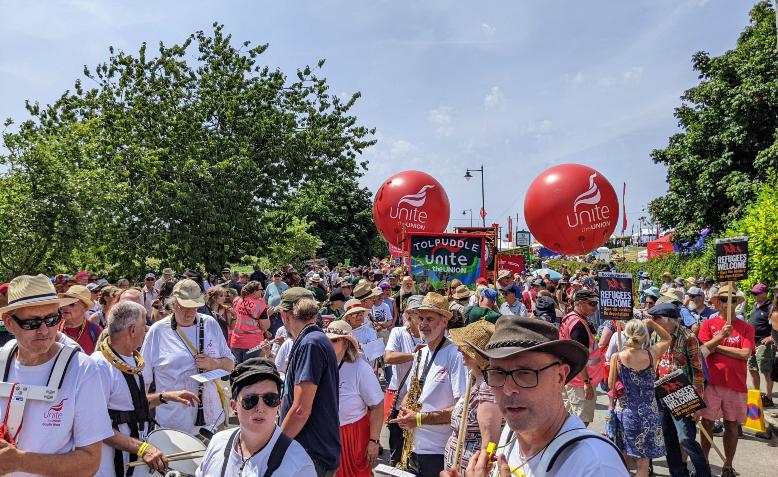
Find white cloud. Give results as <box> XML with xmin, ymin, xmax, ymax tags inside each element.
<box><xmin>483</xmin><ymin>86</ymin><xmax>505</xmax><ymax>111</ymax></box>
<box><xmin>428</xmin><ymin>106</ymin><xmax>452</xmax><ymax>124</ymax></box>
<box><xmin>435</xmin><ymin>126</ymin><xmax>454</xmax><ymax>137</ymax></box>
<box><xmin>389</xmin><ymin>139</ymin><xmax>417</xmax><ymax>159</ymax></box>
<box><xmin>623</xmin><ymin>66</ymin><xmax>644</xmax><ymax>82</ymax></box>
<box><xmin>481</xmin><ymin>23</ymin><xmax>496</xmax><ymax>35</ymax></box>
<box><xmin>597</xmin><ymin>77</ymin><xmax>614</xmax><ymax>87</ymax></box>
<box><xmin>562</xmin><ymin>71</ymin><xmax>586</xmax><ymax>84</ymax></box>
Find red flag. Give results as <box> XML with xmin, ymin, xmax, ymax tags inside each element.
<box><xmin>480</xmin><ymin>208</ymin><xmax>487</xmax><ymax>219</ymax></box>
<box><xmin>621</xmin><ymin>182</ymin><xmax>627</xmax><ymax>233</ymax></box>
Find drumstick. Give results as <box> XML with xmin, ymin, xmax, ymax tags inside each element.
<box><xmin>126</xmin><ymin>450</ymin><xmax>205</xmax><ymax>467</ymax></box>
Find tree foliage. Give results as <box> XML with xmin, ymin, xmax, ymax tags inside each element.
<box><xmin>648</xmin><ymin>2</ymin><xmax>778</xmax><ymax>243</ymax></box>
<box><xmin>1</xmin><ymin>24</ymin><xmax>375</xmax><ymax>280</ymax></box>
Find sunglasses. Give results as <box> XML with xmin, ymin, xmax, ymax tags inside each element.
<box><xmin>240</xmin><ymin>393</ymin><xmax>282</xmax><ymax>410</ymax></box>
<box><xmin>718</xmin><ymin>297</ymin><xmax>730</xmax><ymax>303</ymax></box>
<box><xmin>10</xmin><ymin>310</ymin><xmax>63</xmax><ymax>330</ymax></box>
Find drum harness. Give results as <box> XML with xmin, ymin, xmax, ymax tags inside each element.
<box><xmin>99</xmin><ymin>339</ymin><xmax>152</xmax><ymax>477</ymax></box>
<box><xmin>220</xmin><ymin>428</ymin><xmax>292</xmax><ymax>477</ymax></box>
<box><xmin>0</xmin><ymin>340</ymin><xmax>79</xmax><ymax>446</ymax></box>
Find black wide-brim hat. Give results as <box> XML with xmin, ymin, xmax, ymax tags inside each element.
<box><xmin>468</xmin><ymin>316</ymin><xmax>588</xmax><ymax>383</ymax></box>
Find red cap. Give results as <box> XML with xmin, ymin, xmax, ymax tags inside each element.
<box><xmin>476</xmin><ymin>277</ymin><xmax>488</xmax><ymax>286</ymax></box>
<box><xmin>0</xmin><ymin>283</ymin><xmax>9</xmax><ymax>295</ymax></box>
<box><xmin>75</xmin><ymin>271</ymin><xmax>89</xmax><ymax>279</ymax></box>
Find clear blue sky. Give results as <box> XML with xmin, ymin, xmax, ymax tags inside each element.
<box><xmin>0</xmin><ymin>0</ymin><xmax>757</xmax><ymax>234</ymax></box>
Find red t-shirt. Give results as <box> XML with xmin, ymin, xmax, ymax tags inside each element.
<box><xmin>62</xmin><ymin>322</ymin><xmax>103</xmax><ymax>354</ymax></box>
<box><xmin>697</xmin><ymin>315</ymin><xmax>755</xmax><ymax>393</ymax></box>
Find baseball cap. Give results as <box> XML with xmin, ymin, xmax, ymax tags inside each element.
<box><xmin>685</xmin><ymin>286</ymin><xmax>704</xmax><ymax>297</ymax></box>
<box><xmin>277</xmin><ymin>287</ymin><xmax>315</xmax><ymax>311</ymax></box>
<box><xmin>75</xmin><ymin>271</ymin><xmax>89</xmax><ymax>280</ymax></box>
<box><xmin>86</xmin><ymin>283</ymin><xmax>99</xmax><ymax>292</ymax></box>
<box><xmin>406</xmin><ymin>295</ymin><xmax>425</xmax><ymax>310</ymax></box>
<box><xmin>230</xmin><ymin>357</ymin><xmax>283</xmax><ymax>398</ymax></box>
<box><xmin>648</xmin><ymin>302</ymin><xmax>680</xmax><ymax>319</ymax></box>
<box><xmin>751</xmin><ymin>283</ymin><xmax>768</xmax><ymax>294</ymax></box>
<box><xmin>145</xmin><ymin>272</ymin><xmax>156</xmax><ymax>280</ymax></box>
<box><xmin>480</xmin><ymin>287</ymin><xmax>498</xmax><ymax>302</ymax></box>
<box><xmin>171</xmin><ymin>279</ymin><xmax>205</xmax><ymax>308</ymax></box>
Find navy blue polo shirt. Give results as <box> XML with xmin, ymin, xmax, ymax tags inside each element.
<box><xmin>280</xmin><ymin>325</ymin><xmax>341</xmax><ymax>470</ymax></box>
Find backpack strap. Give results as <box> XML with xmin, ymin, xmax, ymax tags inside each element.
<box><xmin>538</xmin><ymin>428</ymin><xmax>627</xmax><ymax>473</ymax></box>
<box><xmin>263</xmin><ymin>432</ymin><xmax>293</xmax><ymax>477</ymax></box>
<box><xmin>46</xmin><ymin>344</ymin><xmax>79</xmax><ymax>390</ymax></box>
<box><xmin>0</xmin><ymin>339</ymin><xmax>18</xmax><ymax>382</ymax></box>
<box><xmin>220</xmin><ymin>428</ymin><xmax>240</xmax><ymax>477</ymax></box>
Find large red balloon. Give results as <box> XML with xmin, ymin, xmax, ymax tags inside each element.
<box><xmin>374</xmin><ymin>171</ymin><xmax>450</xmax><ymax>246</ymax></box>
<box><xmin>524</xmin><ymin>164</ymin><xmax>619</xmax><ymax>255</ymax></box>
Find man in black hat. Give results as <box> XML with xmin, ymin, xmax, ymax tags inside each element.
<box><xmin>442</xmin><ymin>316</ymin><xmax>627</xmax><ymax>476</ymax></box>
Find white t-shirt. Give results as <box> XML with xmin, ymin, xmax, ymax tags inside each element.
<box><xmin>385</xmin><ymin>327</ymin><xmax>422</xmax><ymax>398</ymax></box>
<box><xmin>371</xmin><ymin>302</ymin><xmax>392</xmax><ymax>324</ymax></box>
<box><xmin>0</xmin><ymin>344</ymin><xmax>114</xmax><ymax>477</ymax></box>
<box><xmin>272</xmin><ymin>326</ymin><xmax>288</xmax><ymax>356</ymax></box>
<box><xmin>90</xmin><ymin>349</ymin><xmax>149</xmax><ymax>477</ymax></box>
<box><xmin>275</xmin><ymin>339</ymin><xmax>293</xmax><ymax>373</ymax></box>
<box><xmin>403</xmin><ymin>339</ymin><xmax>466</xmax><ymax>455</ymax></box>
<box><xmin>492</xmin><ymin>415</ymin><xmax>628</xmax><ymax>477</ymax></box>
<box><xmin>352</xmin><ymin>323</ymin><xmax>378</xmax><ymax>345</ymax></box>
<box><xmin>338</xmin><ymin>359</ymin><xmax>384</xmax><ymax>425</ymax></box>
<box><xmin>141</xmin><ymin>286</ymin><xmax>158</xmax><ymax>315</ymax></box>
<box><xmin>606</xmin><ymin>331</ymin><xmax>629</xmax><ymax>361</ymax></box>
<box><xmin>196</xmin><ymin>426</ymin><xmax>316</xmax><ymax>477</ymax></box>
<box><xmin>141</xmin><ymin>314</ymin><xmax>234</xmax><ymax>434</ymax></box>
<box><xmin>57</xmin><ymin>332</ymin><xmax>81</xmax><ymax>351</ymax></box>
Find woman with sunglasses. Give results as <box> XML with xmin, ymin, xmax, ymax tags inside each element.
<box><xmin>325</xmin><ymin>320</ymin><xmax>384</xmax><ymax>477</ymax></box>
<box><xmin>196</xmin><ymin>358</ymin><xmax>316</xmax><ymax>476</ymax></box>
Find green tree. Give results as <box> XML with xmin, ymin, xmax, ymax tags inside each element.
<box><xmin>284</xmin><ymin>178</ymin><xmax>379</xmax><ymax>265</ymax></box>
<box><xmin>648</xmin><ymin>2</ymin><xmax>778</xmax><ymax>243</ymax></box>
<box><xmin>1</xmin><ymin>24</ymin><xmax>375</xmax><ymax>279</ymax></box>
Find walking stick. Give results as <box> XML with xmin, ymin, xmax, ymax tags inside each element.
<box><xmin>453</xmin><ymin>373</ymin><xmax>476</xmax><ymax>470</ymax></box>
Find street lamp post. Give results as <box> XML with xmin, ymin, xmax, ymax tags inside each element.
<box><xmin>462</xmin><ymin>209</ymin><xmax>473</xmax><ymax>227</ymax></box>
<box><xmin>464</xmin><ymin>165</ymin><xmax>485</xmax><ymax>227</ymax></box>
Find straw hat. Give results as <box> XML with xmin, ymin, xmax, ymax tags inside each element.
<box><xmin>416</xmin><ymin>292</ymin><xmax>452</xmax><ymax>319</ymax></box>
<box><xmin>61</xmin><ymin>285</ymin><xmax>95</xmax><ymax>309</ymax></box>
<box><xmin>353</xmin><ymin>281</ymin><xmax>373</xmax><ymax>300</ymax></box>
<box><xmin>342</xmin><ymin>304</ymin><xmax>370</xmax><ymax>320</ymax></box>
<box><xmin>324</xmin><ymin>320</ymin><xmax>360</xmax><ymax>352</ymax></box>
<box><xmin>171</xmin><ymin>279</ymin><xmax>205</xmax><ymax>308</ymax></box>
<box><xmin>310</xmin><ymin>274</ymin><xmax>321</xmax><ymax>283</ymax></box>
<box><xmin>449</xmin><ymin>320</ymin><xmax>495</xmax><ymax>369</ymax></box>
<box><xmin>0</xmin><ymin>274</ymin><xmax>78</xmax><ymax>314</ymax></box>
<box><xmin>451</xmin><ymin>285</ymin><xmax>473</xmax><ymax>301</ymax></box>
<box><xmin>344</xmin><ymin>298</ymin><xmax>363</xmax><ymax>311</ymax></box>
<box><xmin>711</xmin><ymin>285</ymin><xmax>746</xmax><ymax>305</ymax></box>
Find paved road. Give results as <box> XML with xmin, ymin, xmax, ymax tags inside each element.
<box><xmin>377</xmin><ymin>390</ymin><xmax>778</xmax><ymax>476</ymax></box>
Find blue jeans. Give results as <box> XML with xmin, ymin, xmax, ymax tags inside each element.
<box><xmin>659</xmin><ymin>401</ymin><xmax>711</xmax><ymax>477</ymax></box>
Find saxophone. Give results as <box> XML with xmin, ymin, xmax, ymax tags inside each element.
<box><xmin>399</xmin><ymin>349</ymin><xmax>424</xmax><ymax>470</ymax></box>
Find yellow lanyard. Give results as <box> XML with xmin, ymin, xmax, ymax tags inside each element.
<box><xmin>175</xmin><ymin>327</ymin><xmax>227</xmax><ymax>403</ymax></box>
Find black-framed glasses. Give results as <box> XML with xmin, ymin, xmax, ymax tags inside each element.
<box><xmin>483</xmin><ymin>362</ymin><xmax>562</xmax><ymax>388</ymax></box>
<box><xmin>718</xmin><ymin>297</ymin><xmax>729</xmax><ymax>303</ymax></box>
<box><xmin>240</xmin><ymin>392</ymin><xmax>281</xmax><ymax>410</ymax></box>
<box><xmin>9</xmin><ymin>310</ymin><xmax>63</xmax><ymax>330</ymax></box>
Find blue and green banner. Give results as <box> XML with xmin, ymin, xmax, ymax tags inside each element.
<box><xmin>408</xmin><ymin>233</ymin><xmax>486</xmax><ymax>288</ymax></box>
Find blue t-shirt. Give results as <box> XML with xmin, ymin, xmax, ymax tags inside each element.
<box><xmin>266</xmin><ymin>282</ymin><xmax>289</xmax><ymax>307</ymax></box>
<box><xmin>280</xmin><ymin>325</ymin><xmax>341</xmax><ymax>470</ymax></box>
<box><xmin>680</xmin><ymin>305</ymin><xmax>716</xmax><ymax>329</ymax></box>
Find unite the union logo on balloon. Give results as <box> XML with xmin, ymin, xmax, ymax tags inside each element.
<box><xmin>565</xmin><ymin>172</ymin><xmax>613</xmax><ymax>232</ymax></box>
<box><xmin>373</xmin><ymin>170</ymin><xmax>450</xmax><ymax>247</ymax></box>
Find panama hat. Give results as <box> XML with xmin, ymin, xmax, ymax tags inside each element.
<box><xmin>470</xmin><ymin>315</ymin><xmax>587</xmax><ymax>383</ymax></box>
<box><xmin>324</xmin><ymin>320</ymin><xmax>360</xmax><ymax>354</ymax></box>
<box><xmin>711</xmin><ymin>285</ymin><xmax>746</xmax><ymax>304</ymax></box>
<box><xmin>449</xmin><ymin>320</ymin><xmax>495</xmax><ymax>370</ymax></box>
<box><xmin>416</xmin><ymin>292</ymin><xmax>453</xmax><ymax>319</ymax></box>
<box><xmin>353</xmin><ymin>281</ymin><xmax>373</xmax><ymax>300</ymax></box>
<box><xmin>342</xmin><ymin>304</ymin><xmax>370</xmax><ymax>320</ymax></box>
<box><xmin>0</xmin><ymin>274</ymin><xmax>78</xmax><ymax>314</ymax></box>
<box><xmin>61</xmin><ymin>285</ymin><xmax>95</xmax><ymax>309</ymax></box>
<box><xmin>171</xmin><ymin>279</ymin><xmax>205</xmax><ymax>308</ymax></box>
<box><xmin>452</xmin><ymin>285</ymin><xmax>473</xmax><ymax>300</ymax></box>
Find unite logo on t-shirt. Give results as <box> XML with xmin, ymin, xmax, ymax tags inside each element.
<box><xmin>42</xmin><ymin>397</ymin><xmax>68</xmax><ymax>427</ymax></box>
<box><xmin>433</xmin><ymin>368</ymin><xmax>448</xmax><ymax>383</ymax></box>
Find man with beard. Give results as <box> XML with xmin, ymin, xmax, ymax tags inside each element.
<box><xmin>442</xmin><ymin>316</ymin><xmax>627</xmax><ymax>477</ymax></box>
<box><xmin>395</xmin><ymin>277</ymin><xmax>417</xmax><ymax>318</ymax></box>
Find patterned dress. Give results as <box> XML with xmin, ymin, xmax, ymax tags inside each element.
<box><xmin>614</xmin><ymin>351</ymin><xmax>665</xmax><ymax>458</ymax></box>
<box><xmin>443</xmin><ymin>378</ymin><xmax>497</xmax><ymax>473</ymax></box>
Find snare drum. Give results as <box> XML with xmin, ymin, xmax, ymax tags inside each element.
<box><xmin>132</xmin><ymin>428</ymin><xmax>206</xmax><ymax>477</ymax></box>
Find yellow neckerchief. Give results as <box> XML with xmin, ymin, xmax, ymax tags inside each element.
<box><xmin>100</xmin><ymin>339</ymin><xmax>144</xmax><ymax>375</ymax></box>
<box><xmin>175</xmin><ymin>324</ymin><xmax>227</xmax><ymax>404</ymax></box>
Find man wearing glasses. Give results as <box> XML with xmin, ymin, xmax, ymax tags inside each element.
<box><xmin>558</xmin><ymin>289</ymin><xmax>602</xmax><ymax>427</ymax></box>
<box><xmin>196</xmin><ymin>358</ymin><xmax>316</xmax><ymax>476</ymax></box>
<box><xmin>0</xmin><ymin>274</ymin><xmax>113</xmax><ymax>475</ymax></box>
<box><xmin>442</xmin><ymin>316</ymin><xmax>627</xmax><ymax>476</ymax></box>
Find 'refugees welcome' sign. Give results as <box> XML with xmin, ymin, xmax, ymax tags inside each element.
<box><xmin>408</xmin><ymin>233</ymin><xmax>485</xmax><ymax>287</ymax></box>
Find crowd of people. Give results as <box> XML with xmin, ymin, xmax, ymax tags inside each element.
<box><xmin>0</xmin><ymin>262</ymin><xmax>776</xmax><ymax>477</ymax></box>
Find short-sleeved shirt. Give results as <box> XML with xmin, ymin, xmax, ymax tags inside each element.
<box><xmin>61</xmin><ymin>321</ymin><xmax>102</xmax><ymax>355</ymax></box>
<box><xmin>1</xmin><ymin>344</ymin><xmax>114</xmax><ymax>477</ymax></box>
<box><xmin>464</xmin><ymin>305</ymin><xmax>502</xmax><ymax>324</ymax></box>
<box><xmin>140</xmin><ymin>315</ymin><xmax>234</xmax><ymax>434</ymax></box>
<box><xmin>698</xmin><ymin>315</ymin><xmax>755</xmax><ymax>393</ymax></box>
<box><xmin>385</xmin><ymin>326</ymin><xmax>423</xmax><ymax>396</ymax></box>
<box><xmin>499</xmin><ymin>300</ymin><xmax>528</xmax><ymax>316</ymax></box>
<box><xmin>337</xmin><ymin>359</ymin><xmax>384</xmax><ymax>425</ymax></box>
<box><xmin>195</xmin><ymin>426</ymin><xmax>316</xmax><ymax>477</ymax></box>
<box><xmin>280</xmin><ymin>325</ymin><xmax>341</xmax><ymax>470</ymax></box>
<box><xmin>403</xmin><ymin>340</ymin><xmax>467</xmax><ymax>454</ymax></box>
<box><xmin>748</xmin><ymin>301</ymin><xmax>773</xmax><ymax>340</ymax></box>
<box><xmin>492</xmin><ymin>415</ymin><xmax>628</xmax><ymax>476</ymax></box>
<box><xmin>265</xmin><ymin>281</ymin><xmax>289</xmax><ymax>307</ymax></box>
<box><xmin>90</xmin><ymin>350</ymin><xmax>149</xmax><ymax>477</ymax></box>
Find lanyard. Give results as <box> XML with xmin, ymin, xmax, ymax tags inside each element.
<box><xmin>418</xmin><ymin>338</ymin><xmax>446</xmax><ymax>388</ymax></box>
<box><xmin>175</xmin><ymin>318</ymin><xmax>201</xmax><ymax>358</ymax></box>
